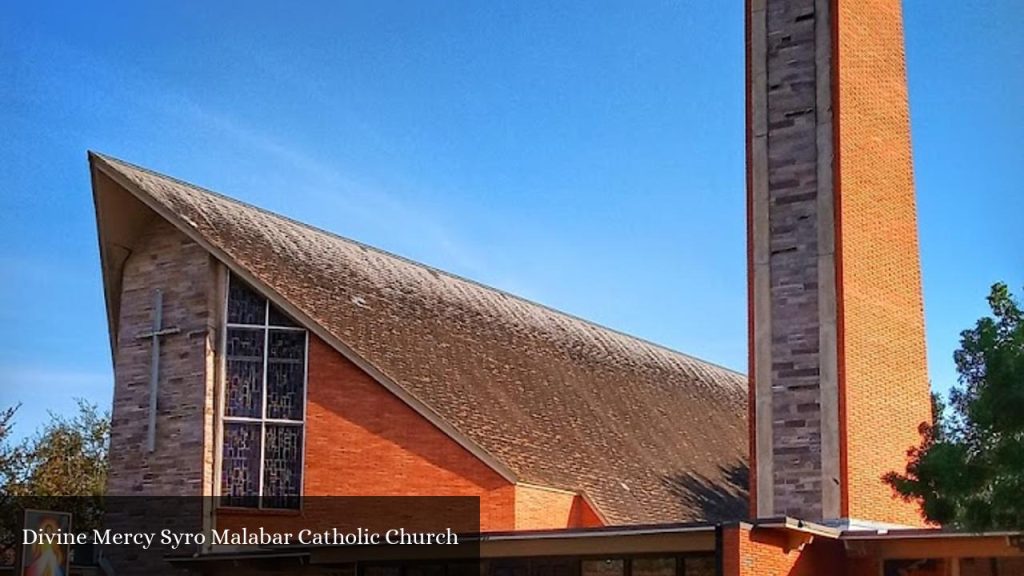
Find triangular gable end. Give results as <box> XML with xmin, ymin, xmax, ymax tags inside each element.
<box><xmin>88</xmin><ymin>151</ymin><xmax>520</xmax><ymax>486</ymax></box>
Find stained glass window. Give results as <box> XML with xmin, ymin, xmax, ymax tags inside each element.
<box><xmin>226</xmin><ymin>328</ymin><xmax>263</xmax><ymax>418</ymax></box>
<box><xmin>268</xmin><ymin>303</ymin><xmax>299</xmax><ymax>327</ymax></box>
<box><xmin>227</xmin><ymin>279</ymin><xmax>267</xmax><ymax>325</ymax></box>
<box><xmin>221</xmin><ymin>423</ymin><xmax>261</xmax><ymax>508</ymax></box>
<box><xmin>262</xmin><ymin>425</ymin><xmax>303</xmax><ymax>509</ymax></box>
<box><xmin>267</xmin><ymin>330</ymin><xmax>305</xmax><ymax>420</ymax></box>
<box><xmin>221</xmin><ymin>274</ymin><xmax>306</xmax><ymax>509</ymax></box>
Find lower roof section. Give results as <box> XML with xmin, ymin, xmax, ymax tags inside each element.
<box><xmin>167</xmin><ymin>517</ymin><xmax>1024</xmax><ymax>566</ymax></box>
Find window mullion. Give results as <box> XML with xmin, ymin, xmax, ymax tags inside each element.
<box><xmin>227</xmin><ymin>322</ymin><xmax>304</xmax><ymax>331</ymax></box>
<box><xmin>258</xmin><ymin>301</ymin><xmax>270</xmax><ymax>508</ymax></box>
<box><xmin>298</xmin><ymin>330</ymin><xmax>309</xmax><ymax>506</ymax></box>
<box><xmin>302</xmin><ymin>331</ymin><xmax>308</xmax><ymax>424</ymax></box>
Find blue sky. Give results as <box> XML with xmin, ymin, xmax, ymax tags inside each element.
<box><xmin>1</xmin><ymin>1</ymin><xmax>1021</xmax><ymax>441</ymax></box>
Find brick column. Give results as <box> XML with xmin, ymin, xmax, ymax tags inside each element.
<box><xmin>747</xmin><ymin>0</ymin><xmax>931</xmax><ymax>525</ymax></box>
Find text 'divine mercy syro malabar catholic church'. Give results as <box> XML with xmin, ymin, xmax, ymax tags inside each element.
<box><xmin>87</xmin><ymin>1</ymin><xmax>1024</xmax><ymax>575</ymax></box>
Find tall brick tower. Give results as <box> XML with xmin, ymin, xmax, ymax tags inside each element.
<box><xmin>746</xmin><ymin>0</ymin><xmax>932</xmax><ymax>526</ymax></box>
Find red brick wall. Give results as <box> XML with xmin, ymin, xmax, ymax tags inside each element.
<box><xmin>219</xmin><ymin>335</ymin><xmax>605</xmax><ymax>533</ymax></box>
<box><xmin>514</xmin><ymin>485</ymin><xmax>604</xmax><ymax>530</ymax></box>
<box><xmin>571</xmin><ymin>497</ymin><xmax>604</xmax><ymax>528</ymax></box>
<box><xmin>835</xmin><ymin>0</ymin><xmax>932</xmax><ymax>526</ymax></box>
<box><xmin>304</xmin><ymin>335</ymin><xmax>516</xmax><ymax>530</ymax></box>
<box><xmin>721</xmin><ymin>525</ymin><xmax>847</xmax><ymax>576</ymax></box>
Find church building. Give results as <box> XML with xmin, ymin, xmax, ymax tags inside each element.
<box><xmin>89</xmin><ymin>0</ymin><xmax>1024</xmax><ymax>574</ymax></box>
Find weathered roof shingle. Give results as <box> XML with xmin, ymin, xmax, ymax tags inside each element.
<box><xmin>91</xmin><ymin>152</ymin><xmax>749</xmax><ymax>525</ymax></box>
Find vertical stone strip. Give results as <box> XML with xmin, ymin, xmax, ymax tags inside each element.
<box><xmin>749</xmin><ymin>0</ymin><xmax>840</xmax><ymax>520</ymax></box>
<box><xmin>765</xmin><ymin>0</ymin><xmax>823</xmax><ymax>519</ymax></box>
<box><xmin>203</xmin><ymin>261</ymin><xmax>229</xmax><ymax>546</ymax></box>
<box><xmin>748</xmin><ymin>0</ymin><xmax>774</xmax><ymax>519</ymax></box>
<box><xmin>814</xmin><ymin>0</ymin><xmax>841</xmax><ymax>520</ymax></box>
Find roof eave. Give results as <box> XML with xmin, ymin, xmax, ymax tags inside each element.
<box><xmin>88</xmin><ymin>151</ymin><xmax>120</xmax><ymax>367</ymax></box>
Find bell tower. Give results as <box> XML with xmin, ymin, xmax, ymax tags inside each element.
<box><xmin>746</xmin><ymin>0</ymin><xmax>931</xmax><ymax>526</ymax></box>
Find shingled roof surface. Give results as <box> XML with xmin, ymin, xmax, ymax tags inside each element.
<box><xmin>91</xmin><ymin>153</ymin><xmax>749</xmax><ymax>525</ymax></box>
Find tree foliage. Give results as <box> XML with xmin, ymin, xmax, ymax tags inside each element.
<box><xmin>0</xmin><ymin>400</ymin><xmax>110</xmax><ymax>558</ymax></box>
<box><xmin>885</xmin><ymin>283</ymin><xmax>1024</xmax><ymax>530</ymax></box>
<box><xmin>2</xmin><ymin>399</ymin><xmax>109</xmax><ymax>498</ymax></box>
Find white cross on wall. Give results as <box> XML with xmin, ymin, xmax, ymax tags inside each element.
<box><xmin>135</xmin><ymin>289</ymin><xmax>180</xmax><ymax>453</ymax></box>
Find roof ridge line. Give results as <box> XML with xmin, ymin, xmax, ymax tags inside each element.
<box><xmin>90</xmin><ymin>151</ymin><xmax>746</xmax><ymax>381</ymax></box>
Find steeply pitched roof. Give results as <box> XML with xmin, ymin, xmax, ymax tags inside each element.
<box><xmin>90</xmin><ymin>152</ymin><xmax>749</xmax><ymax>525</ymax></box>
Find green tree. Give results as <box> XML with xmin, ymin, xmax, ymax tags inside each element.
<box><xmin>0</xmin><ymin>400</ymin><xmax>110</xmax><ymax>557</ymax></box>
<box><xmin>0</xmin><ymin>405</ymin><xmax>23</xmax><ymax>491</ymax></box>
<box><xmin>885</xmin><ymin>283</ymin><xmax>1024</xmax><ymax>531</ymax></box>
<box><xmin>6</xmin><ymin>399</ymin><xmax>110</xmax><ymax>498</ymax></box>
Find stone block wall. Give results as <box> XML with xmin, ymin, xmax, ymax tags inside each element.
<box><xmin>104</xmin><ymin>217</ymin><xmax>219</xmax><ymax>576</ymax></box>
<box><xmin>106</xmin><ymin>217</ymin><xmax>217</xmax><ymax>497</ymax></box>
<box><xmin>749</xmin><ymin>0</ymin><xmax>839</xmax><ymax>520</ymax></box>
<box><xmin>764</xmin><ymin>0</ymin><xmax>827</xmax><ymax>520</ymax></box>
